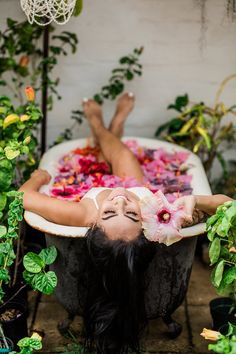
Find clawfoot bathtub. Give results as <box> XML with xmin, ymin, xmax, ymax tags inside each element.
<box><xmin>25</xmin><ymin>137</ymin><xmax>211</xmax><ymax>338</ymax></box>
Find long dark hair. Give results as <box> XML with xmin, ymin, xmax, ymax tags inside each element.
<box><xmin>83</xmin><ymin>226</ymin><xmax>156</xmax><ymax>354</ymax></box>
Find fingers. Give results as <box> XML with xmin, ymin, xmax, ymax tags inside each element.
<box><xmin>173</xmin><ymin>195</ymin><xmax>196</xmax><ymax>220</ymax></box>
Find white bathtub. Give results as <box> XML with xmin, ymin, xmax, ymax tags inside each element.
<box><xmin>25</xmin><ymin>137</ymin><xmax>212</xmax><ymax>238</ymax></box>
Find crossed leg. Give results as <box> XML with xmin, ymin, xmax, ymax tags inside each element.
<box><xmin>83</xmin><ymin>93</ymin><xmax>144</xmax><ymax>182</ymax></box>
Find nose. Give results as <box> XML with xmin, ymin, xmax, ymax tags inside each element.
<box><xmin>113</xmin><ymin>197</ymin><xmax>127</xmax><ymax>208</ymax></box>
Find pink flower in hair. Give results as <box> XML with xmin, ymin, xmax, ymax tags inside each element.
<box><xmin>139</xmin><ymin>191</ymin><xmax>188</xmax><ymax>246</ymax></box>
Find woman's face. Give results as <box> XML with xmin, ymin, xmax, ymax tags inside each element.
<box><xmin>97</xmin><ymin>188</ymin><xmax>142</xmax><ymax>241</ymax></box>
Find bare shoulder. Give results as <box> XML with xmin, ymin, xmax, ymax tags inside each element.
<box><xmin>66</xmin><ymin>198</ymin><xmax>97</xmax><ymax>227</ymax></box>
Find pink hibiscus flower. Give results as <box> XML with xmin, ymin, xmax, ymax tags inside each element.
<box><xmin>139</xmin><ymin>190</ymin><xmax>188</xmax><ymax>246</ymax></box>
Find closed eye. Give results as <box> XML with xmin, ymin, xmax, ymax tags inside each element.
<box><xmin>126</xmin><ymin>211</ymin><xmax>138</xmax><ymax>216</ymax></box>
<box><xmin>104</xmin><ymin>210</ymin><xmax>116</xmax><ymax>214</ymax></box>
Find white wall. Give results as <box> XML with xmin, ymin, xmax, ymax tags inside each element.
<box><xmin>0</xmin><ymin>0</ymin><xmax>236</xmax><ymax>155</ymax></box>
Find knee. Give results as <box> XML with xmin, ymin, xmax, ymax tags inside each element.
<box><xmin>113</xmin><ymin>147</ymin><xmax>133</xmax><ymax>162</ymax></box>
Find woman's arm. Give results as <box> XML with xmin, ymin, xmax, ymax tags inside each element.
<box><xmin>173</xmin><ymin>194</ymin><xmax>233</xmax><ymax>221</ymax></box>
<box><xmin>195</xmin><ymin>194</ymin><xmax>233</xmax><ymax>215</ymax></box>
<box><xmin>19</xmin><ymin>169</ymin><xmax>88</xmax><ymax>226</ymax></box>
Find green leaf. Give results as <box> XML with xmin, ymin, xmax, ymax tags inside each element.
<box><xmin>208</xmin><ymin>337</ymin><xmax>231</xmax><ymax>353</ymax></box>
<box><xmin>17</xmin><ymin>337</ymin><xmax>42</xmax><ymax>350</ymax></box>
<box><xmin>212</xmin><ymin>260</ymin><xmax>225</xmax><ymax>288</ymax></box>
<box><xmin>222</xmin><ymin>267</ymin><xmax>236</xmax><ymax>285</ymax></box>
<box><xmin>23</xmin><ymin>252</ymin><xmax>45</xmax><ymax>273</ymax></box>
<box><xmin>0</xmin><ymin>268</ymin><xmax>10</xmax><ymax>282</ymax></box>
<box><xmin>23</xmin><ymin>270</ymin><xmax>36</xmax><ymax>288</ymax></box>
<box><xmin>216</xmin><ymin>216</ymin><xmax>231</xmax><ymax>237</ymax></box>
<box><xmin>167</xmin><ymin>94</ymin><xmax>189</xmax><ymax>112</ymax></box>
<box><xmin>207</xmin><ymin>213</ymin><xmax>220</xmax><ymax>229</ymax></box>
<box><xmin>209</xmin><ymin>238</ymin><xmax>221</xmax><ymax>265</ymax></box>
<box><xmin>39</xmin><ymin>246</ymin><xmax>57</xmax><ymax>265</ymax></box>
<box><xmin>5</xmin><ymin>148</ymin><xmax>20</xmax><ymax>160</ymax></box>
<box><xmin>73</xmin><ymin>0</ymin><xmax>83</xmax><ymax>16</ymax></box>
<box><xmin>0</xmin><ymin>242</ymin><xmax>11</xmax><ymax>253</ymax></box>
<box><xmin>0</xmin><ymin>225</ymin><xmax>7</xmax><ymax>238</ymax></box>
<box><xmin>34</xmin><ymin>271</ymin><xmax>57</xmax><ymax>295</ymax></box>
<box><xmin>0</xmin><ymin>193</ymin><xmax>7</xmax><ymax>211</ymax></box>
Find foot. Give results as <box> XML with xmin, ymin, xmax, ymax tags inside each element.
<box><xmin>82</xmin><ymin>98</ymin><xmax>104</xmax><ymax>144</ymax></box>
<box><xmin>109</xmin><ymin>92</ymin><xmax>135</xmax><ymax>138</ymax></box>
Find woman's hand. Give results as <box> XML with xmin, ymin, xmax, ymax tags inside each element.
<box><xmin>30</xmin><ymin>169</ymin><xmax>51</xmax><ymax>185</ymax></box>
<box><xmin>19</xmin><ymin>169</ymin><xmax>51</xmax><ymax>192</ymax></box>
<box><xmin>173</xmin><ymin>195</ymin><xmax>197</xmax><ymax>223</ymax></box>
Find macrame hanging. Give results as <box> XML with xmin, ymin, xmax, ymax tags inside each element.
<box><xmin>20</xmin><ymin>0</ymin><xmax>77</xmax><ymax>26</ymax></box>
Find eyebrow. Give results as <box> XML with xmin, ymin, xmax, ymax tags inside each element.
<box><xmin>101</xmin><ymin>214</ymin><xmax>139</xmax><ymax>223</ymax></box>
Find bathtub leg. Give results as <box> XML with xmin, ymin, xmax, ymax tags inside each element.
<box><xmin>57</xmin><ymin>313</ymin><xmax>75</xmax><ymax>336</ymax></box>
<box><xmin>162</xmin><ymin>315</ymin><xmax>182</xmax><ymax>338</ymax></box>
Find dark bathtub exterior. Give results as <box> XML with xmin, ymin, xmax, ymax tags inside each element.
<box><xmin>46</xmin><ymin>233</ymin><xmax>197</xmax><ymax>333</ymax></box>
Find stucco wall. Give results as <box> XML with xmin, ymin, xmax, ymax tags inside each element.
<box><xmin>0</xmin><ymin>0</ymin><xmax>236</xmax><ymax>157</ymax></box>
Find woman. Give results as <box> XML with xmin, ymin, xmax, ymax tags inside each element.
<box><xmin>20</xmin><ymin>93</ymin><xmax>231</xmax><ymax>353</ymax></box>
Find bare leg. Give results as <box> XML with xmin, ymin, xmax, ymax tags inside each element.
<box><xmin>83</xmin><ymin>99</ymin><xmax>144</xmax><ymax>182</ymax></box>
<box><xmin>109</xmin><ymin>92</ymin><xmax>135</xmax><ymax>138</ymax></box>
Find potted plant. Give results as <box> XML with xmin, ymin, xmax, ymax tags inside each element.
<box><xmin>155</xmin><ymin>75</ymin><xmax>236</xmax><ymax>182</ymax></box>
<box><xmin>201</xmin><ymin>323</ymin><xmax>236</xmax><ymax>353</ymax></box>
<box><xmin>206</xmin><ymin>199</ymin><xmax>236</xmax><ymax>331</ymax></box>
<box><xmin>0</xmin><ymin>89</ymin><xmax>58</xmax><ymax>350</ymax></box>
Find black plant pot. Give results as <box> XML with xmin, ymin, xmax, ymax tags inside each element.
<box><xmin>210</xmin><ymin>297</ymin><xmax>236</xmax><ymax>331</ymax></box>
<box><xmin>0</xmin><ymin>300</ymin><xmax>28</xmax><ymax>349</ymax></box>
<box><xmin>0</xmin><ymin>337</ymin><xmax>14</xmax><ymax>353</ymax></box>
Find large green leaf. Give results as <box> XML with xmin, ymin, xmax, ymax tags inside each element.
<box><xmin>34</xmin><ymin>271</ymin><xmax>57</xmax><ymax>295</ymax></box>
<box><xmin>23</xmin><ymin>252</ymin><xmax>45</xmax><ymax>273</ymax></box>
<box><xmin>222</xmin><ymin>267</ymin><xmax>236</xmax><ymax>285</ymax></box>
<box><xmin>209</xmin><ymin>237</ymin><xmax>221</xmax><ymax>265</ymax></box>
<box><xmin>23</xmin><ymin>270</ymin><xmax>36</xmax><ymax>288</ymax></box>
<box><xmin>39</xmin><ymin>246</ymin><xmax>57</xmax><ymax>265</ymax></box>
<box><xmin>212</xmin><ymin>260</ymin><xmax>225</xmax><ymax>287</ymax></box>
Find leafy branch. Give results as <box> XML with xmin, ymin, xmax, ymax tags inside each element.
<box><xmin>155</xmin><ymin>75</ymin><xmax>236</xmax><ymax>180</ymax></box>
<box><xmin>207</xmin><ymin>200</ymin><xmax>236</xmax><ymax>298</ymax></box>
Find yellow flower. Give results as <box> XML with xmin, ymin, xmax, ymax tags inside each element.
<box><xmin>20</xmin><ymin>114</ymin><xmax>30</xmax><ymax>122</ymax></box>
<box><xmin>200</xmin><ymin>328</ymin><xmax>221</xmax><ymax>341</ymax></box>
<box><xmin>31</xmin><ymin>332</ymin><xmax>42</xmax><ymax>341</ymax></box>
<box><xmin>23</xmin><ymin>136</ymin><xmax>31</xmax><ymax>145</ymax></box>
<box><xmin>25</xmin><ymin>86</ymin><xmax>35</xmax><ymax>101</ymax></box>
<box><xmin>3</xmin><ymin>114</ymin><xmax>20</xmax><ymax>129</ymax></box>
<box><xmin>229</xmin><ymin>246</ymin><xmax>236</xmax><ymax>253</ymax></box>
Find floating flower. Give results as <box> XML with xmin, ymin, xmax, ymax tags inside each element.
<box><xmin>49</xmin><ymin>141</ymin><xmax>193</xmax><ymax>204</ymax></box>
<box><xmin>200</xmin><ymin>328</ymin><xmax>221</xmax><ymax>341</ymax></box>
<box><xmin>139</xmin><ymin>190</ymin><xmax>188</xmax><ymax>246</ymax></box>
